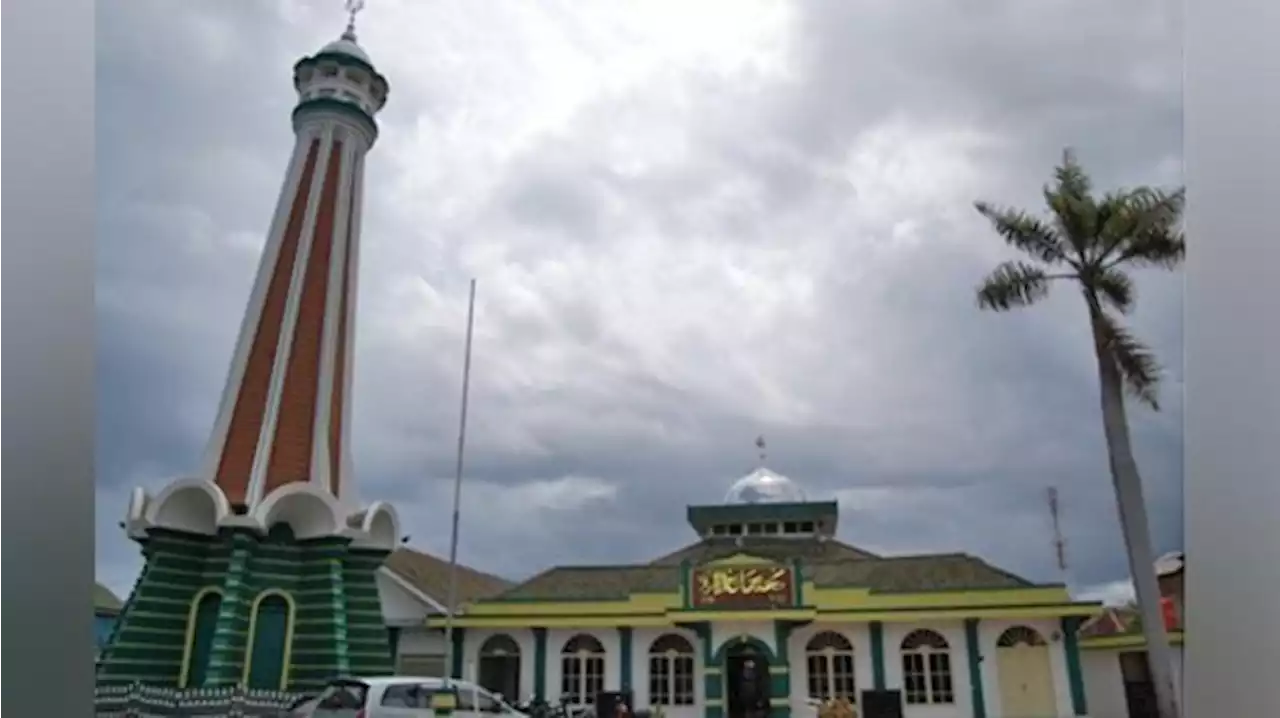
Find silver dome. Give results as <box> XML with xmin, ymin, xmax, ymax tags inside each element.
<box><xmin>724</xmin><ymin>467</ymin><xmax>807</xmax><ymax>504</ymax></box>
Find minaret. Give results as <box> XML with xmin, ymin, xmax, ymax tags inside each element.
<box><xmin>99</xmin><ymin>12</ymin><xmax>402</xmax><ymax>694</ymax></box>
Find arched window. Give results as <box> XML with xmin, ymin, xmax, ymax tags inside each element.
<box><xmin>900</xmin><ymin>629</ymin><xmax>954</xmax><ymax>705</ymax></box>
<box><xmin>560</xmin><ymin>634</ymin><xmax>606</xmax><ymax>705</ymax></box>
<box><xmin>997</xmin><ymin>625</ymin><xmax>1047</xmax><ymax>647</ymax></box>
<box><xmin>648</xmin><ymin>634</ymin><xmax>696</xmax><ymax>706</ymax></box>
<box><xmin>479</xmin><ymin>634</ymin><xmax>522</xmax><ymax>702</ymax></box>
<box><xmin>805</xmin><ymin>631</ymin><xmax>856</xmax><ymax>701</ymax></box>
<box><xmin>180</xmin><ymin>588</ymin><xmax>223</xmax><ymax>688</ymax></box>
<box><xmin>243</xmin><ymin>590</ymin><xmax>296</xmax><ymax>691</ymax></box>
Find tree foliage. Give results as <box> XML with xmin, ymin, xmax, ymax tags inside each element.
<box><xmin>974</xmin><ymin>149</ymin><xmax>1185</xmax><ymax>409</ymax></box>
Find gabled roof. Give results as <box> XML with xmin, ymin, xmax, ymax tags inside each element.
<box><xmin>383</xmin><ymin>547</ymin><xmax>513</xmax><ymax>608</ymax></box>
<box><xmin>485</xmin><ymin>546</ymin><xmax>1038</xmax><ymax>602</ymax></box>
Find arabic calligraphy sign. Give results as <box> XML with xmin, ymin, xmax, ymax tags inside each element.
<box><xmin>691</xmin><ymin>565</ymin><xmax>794</xmax><ymax>609</ymax></box>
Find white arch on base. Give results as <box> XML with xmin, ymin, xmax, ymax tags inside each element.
<box><xmin>145</xmin><ymin>478</ymin><xmax>232</xmax><ymax>536</ymax></box>
<box><xmin>349</xmin><ymin>500</ymin><xmax>400</xmax><ymax>550</ymax></box>
<box><xmin>254</xmin><ymin>482</ymin><xmax>345</xmax><ymax>540</ymax></box>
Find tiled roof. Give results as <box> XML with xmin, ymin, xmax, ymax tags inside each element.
<box><xmin>383</xmin><ymin>547</ymin><xmax>513</xmax><ymax>608</ymax></box>
<box><xmin>486</xmin><ymin>542</ymin><xmax>1038</xmax><ymax>602</ymax></box>
<box><xmin>1078</xmin><ymin>604</ymin><xmax>1184</xmax><ymax>639</ymax></box>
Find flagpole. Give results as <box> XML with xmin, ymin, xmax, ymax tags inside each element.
<box><xmin>442</xmin><ymin>278</ymin><xmax>477</xmax><ymax>687</ymax></box>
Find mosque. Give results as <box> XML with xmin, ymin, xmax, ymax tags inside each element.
<box><xmin>94</xmin><ymin>12</ymin><xmax>1111</xmax><ymax>718</ymax></box>
<box><xmin>441</xmin><ymin>466</ymin><xmax>1103</xmax><ymax>718</ymax></box>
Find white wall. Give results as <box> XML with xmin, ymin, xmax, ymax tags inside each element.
<box><xmin>421</xmin><ymin>619</ymin><xmax>1086</xmax><ymax>718</ymax></box>
<box><xmin>1081</xmin><ymin>644</ymin><xmax>1185</xmax><ymax>718</ymax></box>
<box><xmin>1081</xmin><ymin>651</ymin><xmax>1126</xmax><ymax>718</ymax></box>
<box><xmin>398</xmin><ymin>626</ymin><xmax>446</xmax><ymax>657</ymax></box>
<box><xmin>376</xmin><ymin>570</ymin><xmax>432</xmax><ymax>627</ymax></box>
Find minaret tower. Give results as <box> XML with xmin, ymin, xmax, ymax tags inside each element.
<box><xmin>99</xmin><ymin>7</ymin><xmax>402</xmax><ymax>693</ymax></box>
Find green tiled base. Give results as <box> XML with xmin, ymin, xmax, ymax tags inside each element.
<box><xmin>96</xmin><ymin>527</ymin><xmax>393</xmax><ymax>692</ymax></box>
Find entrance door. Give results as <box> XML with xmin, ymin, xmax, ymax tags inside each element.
<box><xmin>478</xmin><ymin>634</ymin><xmax>523</xmax><ymax>703</ymax></box>
<box><xmin>995</xmin><ymin>627</ymin><xmax>1057</xmax><ymax>718</ymax></box>
<box><xmin>725</xmin><ymin>646</ymin><xmax>770</xmax><ymax>718</ymax></box>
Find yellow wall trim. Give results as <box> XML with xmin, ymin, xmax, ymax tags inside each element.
<box><xmin>178</xmin><ymin>586</ymin><xmax>225</xmax><ymax>688</ymax></box>
<box><xmin>451</xmin><ymin>602</ymin><xmax>1099</xmax><ymax>628</ymax></box>
<box><xmin>466</xmin><ymin>585</ymin><xmax>1086</xmax><ymax>619</ymax></box>
<box><xmin>668</xmin><ymin>609</ymin><xmax>817</xmax><ymax>622</ymax></box>
<box><xmin>819</xmin><ymin>603</ymin><xmax>1101</xmax><ymax>622</ymax></box>
<box><xmin>1081</xmin><ymin>631</ymin><xmax>1184</xmax><ymax>650</ymax></box>
<box><xmin>706</xmin><ymin>554</ymin><xmax>783</xmax><ymax>567</ymax></box>
<box><xmin>241</xmin><ymin>589</ymin><xmax>298</xmax><ymax>690</ymax></box>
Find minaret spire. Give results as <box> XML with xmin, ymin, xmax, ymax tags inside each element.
<box><xmin>106</xmin><ymin>29</ymin><xmax>401</xmax><ymax>694</ymax></box>
<box><xmin>193</xmin><ymin>27</ymin><xmax>389</xmax><ymax>515</ymax></box>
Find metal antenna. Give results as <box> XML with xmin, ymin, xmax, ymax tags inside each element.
<box><xmin>1048</xmin><ymin>487</ymin><xmax>1072</xmax><ymax>589</ymax></box>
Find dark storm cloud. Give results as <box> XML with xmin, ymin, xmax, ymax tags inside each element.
<box><xmin>95</xmin><ymin>0</ymin><xmax>1182</xmax><ymax>600</ymax></box>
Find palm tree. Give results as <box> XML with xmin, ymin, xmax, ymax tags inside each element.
<box><xmin>974</xmin><ymin>149</ymin><xmax>1184</xmax><ymax>718</ymax></box>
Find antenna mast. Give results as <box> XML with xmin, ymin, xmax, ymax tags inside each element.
<box><xmin>1047</xmin><ymin>486</ymin><xmax>1072</xmax><ymax>591</ymax></box>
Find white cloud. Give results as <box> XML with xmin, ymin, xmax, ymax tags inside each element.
<box><xmin>1077</xmin><ymin>579</ymin><xmax>1136</xmax><ymax>606</ymax></box>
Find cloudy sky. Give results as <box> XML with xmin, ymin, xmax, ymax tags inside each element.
<box><xmin>96</xmin><ymin>0</ymin><xmax>1183</xmax><ymax>605</ymax></box>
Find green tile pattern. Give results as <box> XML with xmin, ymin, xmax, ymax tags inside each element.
<box><xmin>96</xmin><ymin>527</ymin><xmax>394</xmax><ymax>693</ymax></box>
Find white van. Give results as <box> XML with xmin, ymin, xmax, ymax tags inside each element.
<box><xmin>309</xmin><ymin>676</ymin><xmax>531</xmax><ymax>718</ymax></box>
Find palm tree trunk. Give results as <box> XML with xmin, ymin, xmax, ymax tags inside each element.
<box><xmin>1086</xmin><ymin>296</ymin><xmax>1182</xmax><ymax>718</ymax></box>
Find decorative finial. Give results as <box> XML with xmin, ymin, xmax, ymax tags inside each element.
<box><xmin>755</xmin><ymin>435</ymin><xmax>767</xmax><ymax>466</ymax></box>
<box><xmin>343</xmin><ymin>0</ymin><xmax>365</xmax><ymax>41</ymax></box>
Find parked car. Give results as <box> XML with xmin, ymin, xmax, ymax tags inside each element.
<box><xmin>311</xmin><ymin>676</ymin><xmax>531</xmax><ymax>718</ymax></box>
<box><xmin>280</xmin><ymin>693</ymin><xmax>319</xmax><ymax>717</ymax></box>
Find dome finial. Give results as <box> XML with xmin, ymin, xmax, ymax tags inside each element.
<box><xmin>342</xmin><ymin>0</ymin><xmax>366</xmax><ymax>41</ymax></box>
<box><xmin>755</xmin><ymin>435</ymin><xmax>767</xmax><ymax>466</ymax></box>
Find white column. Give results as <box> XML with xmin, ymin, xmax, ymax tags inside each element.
<box><xmin>310</xmin><ymin>132</ymin><xmax>358</xmax><ymax>495</ymax></box>
<box><xmin>335</xmin><ymin>147</ymin><xmax>367</xmax><ymax>508</ymax></box>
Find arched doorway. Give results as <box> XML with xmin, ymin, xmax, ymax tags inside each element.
<box><xmin>996</xmin><ymin>626</ymin><xmax>1057</xmax><ymax>718</ymax></box>
<box><xmin>244</xmin><ymin>590</ymin><xmax>295</xmax><ymax>690</ymax></box>
<box><xmin>723</xmin><ymin>639</ymin><xmax>771</xmax><ymax>718</ymax></box>
<box><xmin>180</xmin><ymin>588</ymin><xmax>223</xmax><ymax>688</ymax></box>
<box><xmin>478</xmin><ymin>634</ymin><xmax>522</xmax><ymax>702</ymax></box>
